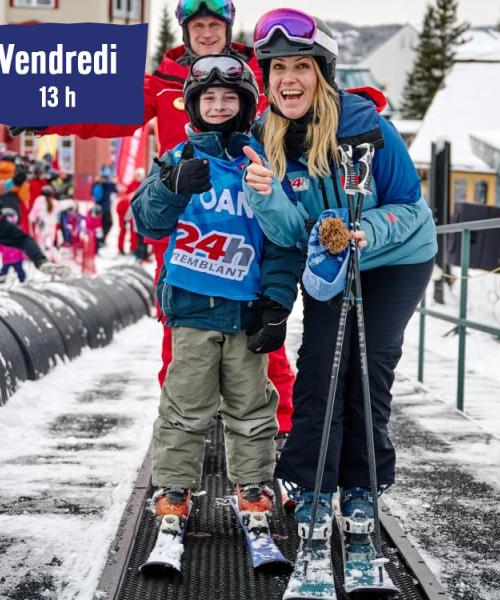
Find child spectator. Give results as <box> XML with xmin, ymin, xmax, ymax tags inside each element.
<box><xmin>29</xmin><ymin>185</ymin><xmax>74</xmax><ymax>260</ymax></box>
<box><xmin>0</xmin><ymin>208</ymin><xmax>26</xmax><ymax>282</ymax></box>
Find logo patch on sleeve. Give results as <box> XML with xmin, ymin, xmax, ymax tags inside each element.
<box><xmin>173</xmin><ymin>96</ymin><xmax>185</xmax><ymax>111</ymax></box>
<box><xmin>289</xmin><ymin>176</ymin><xmax>309</xmax><ymax>191</ymax></box>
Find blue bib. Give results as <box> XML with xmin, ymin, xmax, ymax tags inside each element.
<box><xmin>164</xmin><ymin>145</ymin><xmax>264</xmax><ymax>301</ymax></box>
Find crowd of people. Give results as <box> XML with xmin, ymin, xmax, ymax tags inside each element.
<box><xmin>4</xmin><ymin>0</ymin><xmax>437</xmax><ymax>575</ymax></box>
<box><xmin>0</xmin><ymin>147</ymin><xmax>151</xmax><ymax>282</ymax></box>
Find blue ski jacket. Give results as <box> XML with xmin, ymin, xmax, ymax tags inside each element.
<box><xmin>132</xmin><ymin>128</ymin><xmax>300</xmax><ymax>332</ymax></box>
<box><xmin>242</xmin><ymin>90</ymin><xmax>437</xmax><ymax>271</ymax></box>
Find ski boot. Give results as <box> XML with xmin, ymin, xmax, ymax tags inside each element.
<box><xmin>341</xmin><ymin>487</ymin><xmax>374</xmax><ymax>537</ymax></box>
<box><xmin>236</xmin><ymin>482</ymin><xmax>274</xmax><ymax>534</ymax></box>
<box><xmin>153</xmin><ymin>486</ymin><xmax>192</xmax><ymax>536</ymax></box>
<box><xmin>341</xmin><ymin>487</ymin><xmax>398</xmax><ymax>595</ymax></box>
<box><xmin>341</xmin><ymin>487</ymin><xmax>374</xmax><ymax>561</ymax></box>
<box><xmin>293</xmin><ymin>488</ymin><xmax>333</xmax><ymax>540</ymax></box>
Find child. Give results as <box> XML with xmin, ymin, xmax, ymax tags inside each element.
<box><xmin>0</xmin><ymin>208</ymin><xmax>26</xmax><ymax>282</ymax></box>
<box><xmin>132</xmin><ymin>55</ymin><xmax>300</xmax><ymax>526</ymax></box>
<box><xmin>29</xmin><ymin>185</ymin><xmax>74</xmax><ymax>260</ymax></box>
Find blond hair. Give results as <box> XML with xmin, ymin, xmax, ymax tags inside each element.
<box><xmin>262</xmin><ymin>59</ymin><xmax>340</xmax><ymax>180</ymax></box>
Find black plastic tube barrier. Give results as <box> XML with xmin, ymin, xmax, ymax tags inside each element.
<box><xmin>0</xmin><ymin>265</ymin><xmax>154</xmax><ymax>405</ymax></box>
<box><xmin>0</xmin><ymin>318</ymin><xmax>29</xmax><ymax>406</ymax></box>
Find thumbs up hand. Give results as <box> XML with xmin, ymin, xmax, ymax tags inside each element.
<box><xmin>243</xmin><ymin>145</ymin><xmax>274</xmax><ymax>196</ymax></box>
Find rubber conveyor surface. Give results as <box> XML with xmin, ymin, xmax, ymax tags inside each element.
<box><xmin>114</xmin><ymin>418</ymin><xmax>426</xmax><ymax>600</ymax></box>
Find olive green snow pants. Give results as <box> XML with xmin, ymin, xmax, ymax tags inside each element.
<box><xmin>152</xmin><ymin>326</ymin><xmax>279</xmax><ymax>490</ymax></box>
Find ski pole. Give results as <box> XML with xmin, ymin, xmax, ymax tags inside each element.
<box><xmin>342</xmin><ymin>143</ymin><xmax>386</xmax><ymax>581</ymax></box>
<box><xmin>302</xmin><ymin>145</ymin><xmax>358</xmax><ymax>576</ymax></box>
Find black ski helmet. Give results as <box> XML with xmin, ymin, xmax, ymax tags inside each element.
<box><xmin>176</xmin><ymin>0</ymin><xmax>235</xmax><ymax>52</ymax></box>
<box><xmin>184</xmin><ymin>54</ymin><xmax>259</xmax><ymax>133</ymax></box>
<box><xmin>41</xmin><ymin>185</ymin><xmax>55</xmax><ymax>197</ymax></box>
<box><xmin>253</xmin><ymin>10</ymin><xmax>338</xmax><ymax>88</ymax></box>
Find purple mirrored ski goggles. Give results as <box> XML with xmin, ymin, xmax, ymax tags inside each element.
<box><xmin>253</xmin><ymin>8</ymin><xmax>338</xmax><ymax>57</ymax></box>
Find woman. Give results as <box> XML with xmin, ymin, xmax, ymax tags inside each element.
<box><xmin>243</xmin><ymin>8</ymin><xmax>437</xmax><ymax>529</ymax></box>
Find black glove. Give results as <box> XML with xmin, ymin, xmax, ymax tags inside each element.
<box><xmin>8</xmin><ymin>126</ymin><xmax>47</xmax><ymax>137</ymax></box>
<box><xmin>246</xmin><ymin>298</ymin><xmax>290</xmax><ymax>354</ymax></box>
<box><xmin>155</xmin><ymin>157</ymin><xmax>211</xmax><ymax>195</ymax></box>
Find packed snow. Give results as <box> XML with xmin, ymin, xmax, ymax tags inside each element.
<box><xmin>0</xmin><ymin>250</ymin><xmax>499</xmax><ymax>599</ymax></box>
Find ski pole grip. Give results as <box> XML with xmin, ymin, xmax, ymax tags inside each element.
<box><xmin>356</xmin><ymin>143</ymin><xmax>375</xmax><ymax>196</ymax></box>
<box><xmin>339</xmin><ymin>144</ymin><xmax>357</xmax><ymax>194</ymax></box>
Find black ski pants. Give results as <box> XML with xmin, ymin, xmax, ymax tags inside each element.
<box><xmin>0</xmin><ymin>217</ymin><xmax>47</xmax><ymax>268</ymax></box>
<box><xmin>275</xmin><ymin>259</ymin><xmax>434</xmax><ymax>492</ymax></box>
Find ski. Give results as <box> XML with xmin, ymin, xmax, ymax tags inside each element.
<box><xmin>283</xmin><ymin>522</ymin><xmax>337</xmax><ymax>600</ymax></box>
<box><xmin>139</xmin><ymin>509</ymin><xmax>191</xmax><ymax>574</ymax></box>
<box><xmin>230</xmin><ymin>495</ymin><xmax>292</xmax><ymax>569</ymax></box>
<box><xmin>343</xmin><ymin>535</ymin><xmax>398</xmax><ymax>596</ymax></box>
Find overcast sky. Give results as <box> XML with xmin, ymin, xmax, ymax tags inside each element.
<box><xmin>151</xmin><ymin>0</ymin><xmax>500</xmax><ymax>45</ymax></box>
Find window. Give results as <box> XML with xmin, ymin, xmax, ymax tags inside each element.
<box><xmin>58</xmin><ymin>136</ymin><xmax>74</xmax><ymax>174</ymax></box>
<box><xmin>20</xmin><ymin>131</ymin><xmax>37</xmax><ymax>160</ymax></box>
<box><xmin>454</xmin><ymin>179</ymin><xmax>468</xmax><ymax>203</ymax></box>
<box><xmin>473</xmin><ymin>180</ymin><xmax>489</xmax><ymax>204</ymax></box>
<box><xmin>112</xmin><ymin>0</ymin><xmax>141</xmax><ymax>20</ymax></box>
<box><xmin>12</xmin><ymin>0</ymin><xmax>56</xmax><ymax>7</ymax></box>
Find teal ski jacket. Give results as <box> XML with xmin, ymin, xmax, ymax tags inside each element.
<box><xmin>132</xmin><ymin>129</ymin><xmax>300</xmax><ymax>332</ymax></box>
<box><xmin>242</xmin><ymin>90</ymin><xmax>437</xmax><ymax>271</ymax></box>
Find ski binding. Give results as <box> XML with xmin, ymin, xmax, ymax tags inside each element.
<box><xmin>230</xmin><ymin>495</ymin><xmax>292</xmax><ymax>570</ymax></box>
<box><xmin>139</xmin><ymin>513</ymin><xmax>189</xmax><ymax>574</ymax></box>
<box><xmin>283</xmin><ymin>521</ymin><xmax>337</xmax><ymax>600</ymax></box>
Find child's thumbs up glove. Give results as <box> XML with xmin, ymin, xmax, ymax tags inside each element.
<box><xmin>156</xmin><ymin>157</ymin><xmax>211</xmax><ymax>195</ymax></box>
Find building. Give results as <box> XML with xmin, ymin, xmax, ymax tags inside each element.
<box><xmin>0</xmin><ymin>0</ymin><xmax>153</xmax><ymax>198</ymax></box>
<box><xmin>4</xmin><ymin>0</ymin><xmax>150</xmax><ymax>26</ymax></box>
<box><xmin>469</xmin><ymin>131</ymin><xmax>500</xmax><ymax>204</ymax></box>
<box><xmin>390</xmin><ymin>119</ymin><xmax>421</xmax><ymax>147</ymax></box>
<box><xmin>409</xmin><ymin>29</ymin><xmax>500</xmax><ymax>208</ymax></box>
<box><xmin>336</xmin><ymin>65</ymin><xmax>395</xmax><ymax>118</ymax></box>
<box><xmin>359</xmin><ymin>24</ymin><xmax>419</xmax><ymax>113</ymax></box>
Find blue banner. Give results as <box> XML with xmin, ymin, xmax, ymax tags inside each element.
<box><xmin>0</xmin><ymin>23</ymin><xmax>148</xmax><ymax>125</ymax></box>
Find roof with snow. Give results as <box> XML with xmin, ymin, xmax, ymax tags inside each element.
<box><xmin>409</xmin><ymin>30</ymin><xmax>500</xmax><ymax>172</ymax></box>
<box><xmin>469</xmin><ymin>130</ymin><xmax>500</xmax><ymax>172</ymax></box>
<box><xmin>455</xmin><ymin>29</ymin><xmax>500</xmax><ymax>61</ymax></box>
<box><xmin>470</xmin><ymin>130</ymin><xmax>500</xmax><ymax>150</ymax></box>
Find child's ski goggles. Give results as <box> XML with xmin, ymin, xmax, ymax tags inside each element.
<box><xmin>176</xmin><ymin>0</ymin><xmax>235</xmax><ymax>25</ymax></box>
<box><xmin>253</xmin><ymin>8</ymin><xmax>338</xmax><ymax>57</ymax></box>
<box><xmin>190</xmin><ymin>55</ymin><xmax>247</xmax><ymax>83</ymax></box>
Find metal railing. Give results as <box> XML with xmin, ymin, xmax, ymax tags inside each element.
<box><xmin>417</xmin><ymin>217</ymin><xmax>500</xmax><ymax>411</ymax></box>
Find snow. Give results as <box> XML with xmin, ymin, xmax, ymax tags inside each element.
<box><xmin>146</xmin><ymin>531</ymin><xmax>184</xmax><ymax>570</ymax></box>
<box><xmin>1</xmin><ymin>236</ymin><xmax>500</xmax><ymax>598</ymax></box>
<box><xmin>455</xmin><ymin>29</ymin><xmax>500</xmax><ymax>62</ymax></box>
<box><xmin>409</xmin><ymin>62</ymin><xmax>500</xmax><ymax>171</ymax></box>
<box><xmin>286</xmin><ymin>267</ymin><xmax>500</xmax><ymax>599</ymax></box>
<box><xmin>470</xmin><ymin>129</ymin><xmax>500</xmax><ymax>151</ymax></box>
<box><xmin>391</xmin><ymin>118</ymin><xmax>422</xmax><ymax>135</ymax></box>
<box><xmin>0</xmin><ymin>314</ymin><xmax>161</xmax><ymax>600</ymax></box>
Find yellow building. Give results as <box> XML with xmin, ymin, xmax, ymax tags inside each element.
<box><xmin>409</xmin><ymin>30</ymin><xmax>500</xmax><ymax>209</ymax></box>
